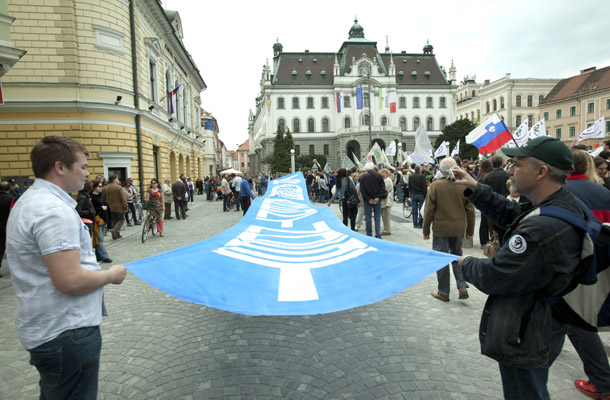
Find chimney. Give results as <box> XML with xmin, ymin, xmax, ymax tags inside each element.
<box><xmin>484</xmin><ymin>79</ymin><xmax>490</xmax><ymax>85</ymax></box>
<box><xmin>580</xmin><ymin>67</ymin><xmax>596</xmax><ymax>74</ymax></box>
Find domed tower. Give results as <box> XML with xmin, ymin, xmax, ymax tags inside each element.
<box><xmin>348</xmin><ymin>17</ymin><xmax>365</xmax><ymax>39</ymax></box>
<box><xmin>273</xmin><ymin>38</ymin><xmax>283</xmax><ymax>58</ymax></box>
<box><xmin>423</xmin><ymin>39</ymin><xmax>434</xmax><ymax>55</ymax></box>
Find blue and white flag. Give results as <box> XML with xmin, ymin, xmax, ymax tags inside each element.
<box><xmin>127</xmin><ymin>173</ymin><xmax>457</xmax><ymax>315</ymax></box>
<box><xmin>356</xmin><ymin>87</ymin><xmax>364</xmax><ymax>110</ymax></box>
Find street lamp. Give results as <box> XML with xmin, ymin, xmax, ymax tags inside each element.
<box><xmin>290</xmin><ymin>149</ymin><xmax>295</xmax><ymax>173</ymax></box>
<box><xmin>362</xmin><ymin>64</ymin><xmax>373</xmax><ymax>150</ymax></box>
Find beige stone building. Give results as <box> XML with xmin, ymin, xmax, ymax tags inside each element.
<box><xmin>0</xmin><ymin>0</ymin><xmax>207</xmax><ymax>194</ymax></box>
<box><xmin>0</xmin><ymin>0</ymin><xmax>25</xmax><ymax>80</ymax></box>
<box><xmin>539</xmin><ymin>66</ymin><xmax>610</xmax><ymax>146</ymax></box>
<box><xmin>456</xmin><ymin>73</ymin><xmax>558</xmax><ymax>132</ymax></box>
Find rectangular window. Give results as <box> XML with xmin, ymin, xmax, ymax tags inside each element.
<box><xmin>543</xmin><ymin>111</ymin><xmax>549</xmax><ymax>121</ymax></box>
<box><xmin>570</xmin><ymin>106</ymin><xmax>576</xmax><ymax>116</ymax></box>
<box><xmin>440</xmin><ymin>97</ymin><xmax>446</xmax><ymax>108</ymax></box>
<box><xmin>292</xmin><ymin>97</ymin><xmax>299</xmax><ymax>109</ymax></box>
<box><xmin>321</xmin><ymin>97</ymin><xmax>328</xmax><ymax>109</ymax></box>
<box><xmin>569</xmin><ymin>126</ymin><xmax>576</xmax><ymax>137</ymax></box>
<box><xmin>309</xmin><ymin>144</ymin><xmax>315</xmax><ymax>155</ymax></box>
<box><xmin>556</xmin><ymin>109</ymin><xmax>562</xmax><ymax>119</ymax></box>
<box><xmin>607</xmin><ymin>121</ymin><xmax>610</xmax><ymax>134</ymax></box>
<box><xmin>277</xmin><ymin>98</ymin><xmax>284</xmax><ymax>109</ymax></box>
<box><xmin>323</xmin><ymin>144</ymin><xmax>329</xmax><ymax>155</ymax></box>
<box><xmin>516</xmin><ymin>115</ymin><xmax>521</xmax><ymax>126</ymax></box>
<box><xmin>516</xmin><ymin>95</ymin><xmax>521</xmax><ymax>107</ymax></box>
<box><xmin>588</xmin><ymin>102</ymin><xmax>594</xmax><ymax>113</ymax></box>
<box><xmin>555</xmin><ymin>128</ymin><xmax>561</xmax><ymax>139</ymax></box>
<box><xmin>426</xmin><ymin>97</ymin><xmax>433</xmax><ymax>108</ymax></box>
<box><xmin>307</xmin><ymin>97</ymin><xmax>314</xmax><ymax>109</ymax></box>
<box><xmin>399</xmin><ymin>97</ymin><xmax>406</xmax><ymax>108</ymax></box>
<box><xmin>527</xmin><ymin>95</ymin><xmax>533</xmax><ymax>107</ymax></box>
<box><xmin>295</xmin><ymin>145</ymin><xmax>300</xmax><ymax>156</ymax></box>
<box><xmin>607</xmin><ymin>99</ymin><xmax>610</xmax><ymax>110</ymax></box>
<box><xmin>344</xmin><ymin>96</ymin><xmax>351</xmax><ymax>108</ymax></box>
<box><xmin>413</xmin><ymin>97</ymin><xmax>420</xmax><ymax>108</ymax></box>
<box><xmin>149</xmin><ymin>59</ymin><xmax>158</xmax><ymax>103</ymax></box>
<box><xmin>527</xmin><ymin>115</ymin><xmax>533</xmax><ymax>126</ymax></box>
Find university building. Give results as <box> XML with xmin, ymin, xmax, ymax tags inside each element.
<box><xmin>455</xmin><ymin>73</ymin><xmax>558</xmax><ymax>133</ymax></box>
<box><xmin>0</xmin><ymin>0</ymin><xmax>208</xmax><ymax>192</ymax></box>
<box><xmin>539</xmin><ymin>66</ymin><xmax>610</xmax><ymax>146</ymax></box>
<box><xmin>248</xmin><ymin>19</ymin><xmax>457</xmax><ymax>175</ymax></box>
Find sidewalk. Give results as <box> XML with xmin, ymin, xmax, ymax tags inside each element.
<box><xmin>0</xmin><ymin>194</ymin><xmax>606</xmax><ymax>399</ymax></box>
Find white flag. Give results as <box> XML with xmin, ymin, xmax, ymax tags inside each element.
<box><xmin>413</xmin><ymin>125</ymin><xmax>434</xmax><ymax>163</ymax></box>
<box><xmin>529</xmin><ymin>119</ymin><xmax>547</xmax><ymax>139</ymax></box>
<box><xmin>434</xmin><ymin>141</ymin><xmax>448</xmax><ymax>158</ymax></box>
<box><xmin>578</xmin><ymin>116</ymin><xmax>606</xmax><ymax>141</ymax></box>
<box><xmin>386</xmin><ymin>141</ymin><xmax>396</xmax><ymax>156</ymax></box>
<box><xmin>342</xmin><ymin>156</ymin><xmax>356</xmax><ymax>170</ymax></box>
<box><xmin>323</xmin><ymin>162</ymin><xmax>332</xmax><ymax>174</ymax></box>
<box><xmin>508</xmin><ymin>120</ymin><xmax>529</xmax><ymax>148</ymax></box>
<box><xmin>451</xmin><ymin>139</ymin><xmax>460</xmax><ymax>156</ymax></box>
<box><xmin>351</xmin><ymin>152</ymin><xmax>363</xmax><ymax>169</ymax></box>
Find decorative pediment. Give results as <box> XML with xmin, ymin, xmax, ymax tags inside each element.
<box><xmin>144</xmin><ymin>37</ymin><xmax>162</xmax><ymax>59</ymax></box>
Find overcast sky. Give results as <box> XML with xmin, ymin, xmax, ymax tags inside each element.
<box><xmin>163</xmin><ymin>0</ymin><xmax>610</xmax><ymax>151</ymax></box>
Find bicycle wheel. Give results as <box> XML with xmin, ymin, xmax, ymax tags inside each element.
<box><xmin>141</xmin><ymin>215</ymin><xmax>150</xmax><ymax>242</ymax></box>
<box><xmin>403</xmin><ymin>199</ymin><xmax>412</xmax><ymax>218</ymax></box>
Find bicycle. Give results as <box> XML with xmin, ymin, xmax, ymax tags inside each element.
<box><xmin>141</xmin><ymin>201</ymin><xmax>161</xmax><ymax>242</ymax></box>
<box><xmin>402</xmin><ymin>197</ymin><xmax>412</xmax><ymax>219</ymax></box>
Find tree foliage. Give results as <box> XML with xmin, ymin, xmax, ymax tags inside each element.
<box><xmin>295</xmin><ymin>154</ymin><xmax>327</xmax><ymax>172</ymax></box>
<box><xmin>271</xmin><ymin>127</ymin><xmax>295</xmax><ymax>173</ymax></box>
<box><xmin>433</xmin><ymin>119</ymin><xmax>479</xmax><ymax>160</ymax></box>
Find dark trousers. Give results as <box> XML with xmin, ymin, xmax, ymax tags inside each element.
<box><xmin>125</xmin><ymin>202</ymin><xmax>137</xmax><ymax>223</ymax></box>
<box><xmin>241</xmin><ymin>196</ymin><xmax>251</xmax><ymax>215</ymax></box>
<box><xmin>568</xmin><ymin>326</ymin><xmax>610</xmax><ymax>392</ymax></box>
<box><xmin>28</xmin><ymin>326</ymin><xmax>101</xmax><ymax>400</ymax></box>
<box><xmin>433</xmin><ymin>236</ymin><xmax>468</xmax><ymax>299</ymax></box>
<box><xmin>498</xmin><ymin>322</ymin><xmax>566</xmax><ymax>400</ymax></box>
<box><xmin>223</xmin><ymin>193</ymin><xmax>231</xmax><ymax>211</ymax></box>
<box><xmin>164</xmin><ymin>202</ymin><xmax>172</xmax><ymax>219</ymax></box>
<box><xmin>411</xmin><ymin>194</ymin><xmax>425</xmax><ymax>228</ymax></box>
<box><xmin>234</xmin><ymin>191</ymin><xmax>241</xmax><ymax>210</ymax></box>
<box><xmin>342</xmin><ymin>199</ymin><xmax>358</xmax><ymax>230</ymax></box>
<box><xmin>479</xmin><ymin>214</ymin><xmax>491</xmax><ymax>245</ymax></box>
<box><xmin>174</xmin><ymin>200</ymin><xmax>187</xmax><ymax>219</ymax></box>
<box><xmin>110</xmin><ymin>211</ymin><xmax>124</xmax><ymax>237</ymax></box>
<box><xmin>0</xmin><ymin>231</ymin><xmax>5</xmax><ymax>268</ymax></box>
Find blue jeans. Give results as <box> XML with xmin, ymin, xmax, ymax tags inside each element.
<box><xmin>95</xmin><ymin>224</ymin><xmax>109</xmax><ymax>261</ymax></box>
<box><xmin>363</xmin><ymin>201</ymin><xmax>382</xmax><ymax>238</ymax></box>
<box><xmin>28</xmin><ymin>326</ymin><xmax>102</xmax><ymax>400</ymax></box>
<box><xmin>498</xmin><ymin>322</ymin><xmax>566</xmax><ymax>400</ymax></box>
<box><xmin>411</xmin><ymin>194</ymin><xmax>425</xmax><ymax>227</ymax></box>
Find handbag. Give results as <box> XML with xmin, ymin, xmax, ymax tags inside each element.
<box><xmin>483</xmin><ymin>231</ymin><xmax>500</xmax><ymax>258</ymax></box>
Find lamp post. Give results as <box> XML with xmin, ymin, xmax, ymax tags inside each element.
<box><xmin>365</xmin><ymin>65</ymin><xmax>373</xmax><ymax>150</ymax></box>
<box><xmin>290</xmin><ymin>149</ymin><xmax>295</xmax><ymax>173</ymax></box>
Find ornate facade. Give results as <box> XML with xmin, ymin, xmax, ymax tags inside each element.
<box><xmin>0</xmin><ymin>0</ymin><xmax>207</xmax><ymax>192</ymax></box>
<box><xmin>249</xmin><ymin>20</ymin><xmax>457</xmax><ymax>175</ymax></box>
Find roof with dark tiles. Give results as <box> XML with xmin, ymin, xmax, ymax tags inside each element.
<box><xmin>541</xmin><ymin>66</ymin><xmax>610</xmax><ymax>104</ymax></box>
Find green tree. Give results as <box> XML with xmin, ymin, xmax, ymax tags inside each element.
<box><xmin>271</xmin><ymin>127</ymin><xmax>294</xmax><ymax>173</ymax></box>
<box><xmin>434</xmin><ymin>119</ymin><xmax>479</xmax><ymax>160</ymax></box>
<box><xmin>295</xmin><ymin>154</ymin><xmax>327</xmax><ymax>172</ymax></box>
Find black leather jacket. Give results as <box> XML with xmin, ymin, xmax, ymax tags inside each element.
<box><xmin>462</xmin><ymin>184</ymin><xmax>583</xmax><ymax>368</ymax></box>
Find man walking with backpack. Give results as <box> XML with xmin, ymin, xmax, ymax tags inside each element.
<box><xmin>452</xmin><ymin>137</ymin><xmax>585</xmax><ymax>399</ymax></box>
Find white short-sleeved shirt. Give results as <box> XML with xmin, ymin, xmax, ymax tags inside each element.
<box><xmin>6</xmin><ymin>179</ymin><xmax>103</xmax><ymax>350</ymax></box>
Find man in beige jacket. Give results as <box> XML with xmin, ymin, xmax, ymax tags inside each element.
<box><xmin>102</xmin><ymin>175</ymin><xmax>128</xmax><ymax>240</ymax></box>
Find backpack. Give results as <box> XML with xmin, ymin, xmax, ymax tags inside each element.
<box><xmin>345</xmin><ymin>178</ymin><xmax>360</xmax><ymax>207</ymax></box>
<box><xmin>539</xmin><ymin>201</ymin><xmax>610</xmax><ymax>332</ymax></box>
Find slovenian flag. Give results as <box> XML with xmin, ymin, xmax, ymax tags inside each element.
<box><xmin>466</xmin><ymin>113</ymin><xmax>512</xmax><ymax>154</ymax></box>
<box><xmin>168</xmin><ymin>84</ymin><xmax>180</xmax><ymax>114</ymax></box>
<box><xmin>336</xmin><ymin>92</ymin><xmax>342</xmax><ymax>113</ymax></box>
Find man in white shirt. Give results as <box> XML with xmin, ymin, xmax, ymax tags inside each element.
<box><xmin>231</xmin><ymin>173</ymin><xmax>242</xmax><ymax>212</ymax></box>
<box><xmin>6</xmin><ymin>136</ymin><xmax>126</xmax><ymax>399</ymax></box>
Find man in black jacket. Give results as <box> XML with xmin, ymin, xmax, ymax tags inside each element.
<box><xmin>172</xmin><ymin>179</ymin><xmax>187</xmax><ymax>220</ymax></box>
<box><xmin>481</xmin><ymin>155</ymin><xmax>510</xmax><ymax>241</ymax></box>
<box><xmin>0</xmin><ymin>181</ymin><xmax>12</xmax><ymax>277</ymax></box>
<box><xmin>454</xmin><ymin>137</ymin><xmax>583</xmax><ymax>399</ymax></box>
<box><xmin>408</xmin><ymin>166</ymin><xmax>427</xmax><ymax>228</ymax></box>
<box><xmin>359</xmin><ymin>163</ymin><xmax>385</xmax><ymax>238</ymax></box>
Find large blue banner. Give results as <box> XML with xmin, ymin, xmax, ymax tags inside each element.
<box><xmin>127</xmin><ymin>173</ymin><xmax>457</xmax><ymax>315</ymax></box>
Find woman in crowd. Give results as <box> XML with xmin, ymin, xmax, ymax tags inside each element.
<box><xmin>380</xmin><ymin>168</ymin><xmax>394</xmax><ymax>235</ymax></box>
<box><xmin>476</xmin><ymin>159</ymin><xmax>493</xmax><ymax>246</ymax></box>
<box><xmin>187</xmin><ymin>177</ymin><xmax>195</xmax><ymax>203</ymax></box>
<box><xmin>328</xmin><ymin>168</ymin><xmax>358</xmax><ymax>230</ymax></box>
<box><xmin>90</xmin><ymin>181</ymin><xmax>112</xmax><ymax>263</ymax></box>
<box><xmin>122</xmin><ymin>179</ymin><xmax>139</xmax><ymax>226</ymax></box>
<box><xmin>75</xmin><ymin>180</ymin><xmax>96</xmax><ymax>237</ymax></box>
<box><xmin>145</xmin><ymin>178</ymin><xmax>165</xmax><ymax>237</ymax></box>
<box><xmin>594</xmin><ymin>156</ymin><xmax>610</xmax><ymax>190</ymax></box>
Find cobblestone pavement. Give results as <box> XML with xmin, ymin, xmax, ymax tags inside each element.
<box><xmin>1</xmin><ymin>194</ymin><xmax>608</xmax><ymax>399</ymax></box>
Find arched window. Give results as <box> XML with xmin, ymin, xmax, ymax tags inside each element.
<box><xmin>307</xmin><ymin>118</ymin><xmax>315</xmax><ymax>133</ymax></box>
<box><xmin>413</xmin><ymin>117</ymin><xmax>420</xmax><ymax>130</ymax></box>
<box><xmin>322</xmin><ymin>117</ymin><xmax>329</xmax><ymax>132</ymax></box>
<box><xmin>471</xmin><ymin>90</ymin><xmax>475</xmax><ymax>97</ymax></box>
<box><xmin>440</xmin><ymin>117</ymin><xmax>446</xmax><ymax>130</ymax></box>
<box><xmin>292</xmin><ymin>118</ymin><xmax>300</xmax><ymax>133</ymax></box>
<box><xmin>363</xmin><ymin>114</ymin><xmax>370</xmax><ymax>126</ymax></box>
<box><xmin>400</xmin><ymin>117</ymin><xmax>407</xmax><ymax>131</ymax></box>
<box><xmin>381</xmin><ymin>116</ymin><xmax>388</xmax><ymax>126</ymax></box>
<box><xmin>278</xmin><ymin>118</ymin><xmax>285</xmax><ymax>133</ymax></box>
<box><xmin>427</xmin><ymin>117</ymin><xmax>433</xmax><ymax>131</ymax></box>
<box><xmin>344</xmin><ymin>116</ymin><xmax>351</xmax><ymax>129</ymax></box>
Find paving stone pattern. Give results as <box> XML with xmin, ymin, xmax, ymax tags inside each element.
<box><xmin>0</xmin><ymin>195</ymin><xmax>607</xmax><ymax>399</ymax></box>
